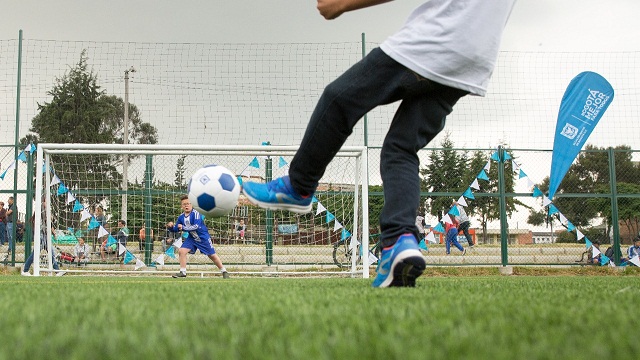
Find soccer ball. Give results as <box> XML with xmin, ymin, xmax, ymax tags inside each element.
<box><xmin>187</xmin><ymin>165</ymin><xmax>240</xmax><ymax>217</ymax></box>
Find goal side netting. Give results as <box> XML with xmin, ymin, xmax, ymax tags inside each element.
<box><xmin>33</xmin><ymin>144</ymin><xmax>370</xmax><ymax>277</ymax></box>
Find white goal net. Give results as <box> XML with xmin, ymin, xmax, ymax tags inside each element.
<box><xmin>33</xmin><ymin>144</ymin><xmax>369</xmax><ymax>277</ymax></box>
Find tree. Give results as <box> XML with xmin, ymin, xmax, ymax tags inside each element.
<box><xmin>174</xmin><ymin>155</ymin><xmax>187</xmax><ymax>187</ymax></box>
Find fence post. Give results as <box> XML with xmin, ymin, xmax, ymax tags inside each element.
<box><xmin>144</xmin><ymin>155</ymin><xmax>153</xmax><ymax>265</ymax></box>
<box><xmin>607</xmin><ymin>147</ymin><xmax>622</xmax><ymax>264</ymax></box>
<box><xmin>265</xmin><ymin>150</ymin><xmax>273</xmax><ymax>266</ymax></box>
<box><xmin>498</xmin><ymin>146</ymin><xmax>509</xmax><ymax>266</ymax></box>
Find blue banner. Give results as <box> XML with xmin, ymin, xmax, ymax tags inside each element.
<box><xmin>548</xmin><ymin>71</ymin><xmax>614</xmax><ymax>199</ymax></box>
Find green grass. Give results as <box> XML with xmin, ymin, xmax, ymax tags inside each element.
<box><xmin>0</xmin><ymin>274</ymin><xmax>638</xmax><ymax>360</ymax></box>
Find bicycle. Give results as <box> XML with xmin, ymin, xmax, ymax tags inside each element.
<box><xmin>332</xmin><ymin>233</ymin><xmax>382</xmax><ymax>269</ymax></box>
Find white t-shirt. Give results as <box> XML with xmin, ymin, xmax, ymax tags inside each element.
<box><xmin>380</xmin><ymin>0</ymin><xmax>517</xmax><ymax>96</ymax></box>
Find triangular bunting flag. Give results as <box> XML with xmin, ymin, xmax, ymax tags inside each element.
<box><xmin>418</xmin><ymin>239</ymin><xmax>428</xmax><ymax>251</ymax></box>
<box><xmin>123</xmin><ymin>251</ymin><xmax>135</xmax><ymax>264</ymax></box>
<box><xmin>585</xmin><ymin>238</ymin><xmax>592</xmax><ymax>249</ymax></box>
<box><xmin>426</xmin><ymin>232</ymin><xmax>437</xmax><ymax>244</ymax></box>
<box><xmin>106</xmin><ymin>235</ymin><xmax>117</xmax><ymax>246</ymax></box>
<box><xmin>165</xmin><ymin>246</ymin><xmax>176</xmax><ymax>259</ymax></box>
<box><xmin>0</xmin><ymin>169</ymin><xmax>8</xmax><ymax>180</ymax></box>
<box><xmin>119</xmin><ymin>243</ymin><xmax>127</xmax><ymax>255</ymax></box>
<box><xmin>526</xmin><ymin>178</ymin><xmax>535</xmax><ymax>189</ymax></box>
<box><xmin>542</xmin><ymin>196</ymin><xmax>552</xmax><ymax>207</ymax></box>
<box><xmin>519</xmin><ymin>169</ymin><xmax>528</xmax><ymax>179</ymax></box>
<box><xmin>349</xmin><ymin>237</ymin><xmax>360</xmax><ymax>250</ymax></box>
<box><xmin>333</xmin><ymin>220</ymin><xmax>343</xmax><ymax>232</ymax></box>
<box><xmin>57</xmin><ymin>183</ymin><xmax>68</xmax><ymax>195</ymax></box>
<box><xmin>576</xmin><ymin>229</ymin><xmax>585</xmax><ymax>241</ymax></box>
<box><xmin>512</xmin><ymin>161</ymin><xmax>520</xmax><ymax>174</ymax></box>
<box><xmin>88</xmin><ymin>218</ymin><xmax>100</xmax><ymax>230</ymax></box>
<box><xmin>24</xmin><ymin>144</ymin><xmax>33</xmax><ymax>153</ymax></box>
<box><xmin>629</xmin><ymin>256</ymin><xmax>640</xmax><ymax>267</ymax></box>
<box><xmin>442</xmin><ymin>215</ymin><xmax>453</xmax><ymax>225</ymax></box>
<box><xmin>50</xmin><ymin>174</ymin><xmax>60</xmax><ymax>186</ymax></box>
<box><xmin>491</xmin><ymin>151</ymin><xmax>499</xmax><ymax>161</ymax></box>
<box><xmin>249</xmin><ymin>157</ymin><xmax>260</xmax><ymax>168</ymax></box>
<box><xmin>548</xmin><ymin>204</ymin><xmax>559</xmax><ymax>216</ymax></box>
<box><xmin>97</xmin><ymin>226</ymin><xmax>109</xmax><ymax>239</ymax></box>
<box><xmin>236</xmin><ymin>176</ymin><xmax>243</xmax><ymax>186</ymax></box>
<box><xmin>278</xmin><ymin>156</ymin><xmax>288</xmax><ymax>168</ymax></box>
<box><xmin>17</xmin><ymin>151</ymin><xmax>27</xmax><ymax>163</ymax></box>
<box><xmin>155</xmin><ymin>254</ymin><xmax>165</xmax><ymax>266</ymax></box>
<box><xmin>609</xmin><ymin>258</ymin><xmax>616</xmax><ymax>268</ymax></box>
<box><xmin>448</xmin><ymin>206</ymin><xmax>460</xmax><ymax>217</ymax></box>
<box><xmin>463</xmin><ymin>187</ymin><xmax>475</xmax><ymax>200</ymax></box>
<box><xmin>66</xmin><ymin>192</ymin><xmax>75</xmax><ymax>204</ymax></box>
<box><xmin>503</xmin><ymin>152</ymin><xmax>512</xmax><ymax>161</ymax></box>
<box><xmin>559</xmin><ymin>213</ymin><xmax>568</xmax><ymax>225</ymax></box>
<box><xmin>73</xmin><ymin>200</ymin><xmax>84</xmax><ymax>212</ymax></box>
<box><xmin>311</xmin><ymin>196</ymin><xmax>318</xmax><ymax>203</ymax></box>
<box><xmin>173</xmin><ymin>238</ymin><xmax>183</xmax><ymax>249</ymax></box>
<box><xmin>484</xmin><ymin>161</ymin><xmax>491</xmax><ymax>172</ymax></box>
<box><xmin>326</xmin><ymin>211</ymin><xmax>335</xmax><ymax>224</ymax></box>
<box><xmin>80</xmin><ymin>209</ymin><xmax>91</xmax><ymax>222</ymax></box>
<box><xmin>592</xmin><ymin>245</ymin><xmax>600</xmax><ymax>257</ymax></box>
<box><xmin>368</xmin><ymin>252</ymin><xmax>378</xmax><ymax>266</ymax></box>
<box><xmin>532</xmin><ymin>186</ymin><xmax>543</xmax><ymax>197</ymax></box>
<box><xmin>470</xmin><ymin>178</ymin><xmax>480</xmax><ymax>190</ymax></box>
<box><xmin>600</xmin><ymin>254</ymin><xmax>610</xmax><ymax>266</ymax></box>
<box><xmin>457</xmin><ymin>196</ymin><xmax>467</xmax><ymax>207</ymax></box>
<box><xmin>433</xmin><ymin>223</ymin><xmax>445</xmax><ymax>233</ymax></box>
<box><xmin>567</xmin><ymin>222</ymin><xmax>576</xmax><ymax>232</ymax></box>
<box><xmin>316</xmin><ymin>202</ymin><xmax>326</xmax><ymax>215</ymax></box>
<box><xmin>134</xmin><ymin>258</ymin><xmax>146</xmax><ymax>270</ymax></box>
<box><xmin>340</xmin><ymin>228</ymin><xmax>351</xmax><ymax>241</ymax></box>
<box><xmin>477</xmin><ymin>169</ymin><xmax>489</xmax><ymax>181</ymax></box>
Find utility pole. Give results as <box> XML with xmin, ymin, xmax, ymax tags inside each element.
<box><xmin>122</xmin><ymin>66</ymin><xmax>135</xmax><ymax>223</ymax></box>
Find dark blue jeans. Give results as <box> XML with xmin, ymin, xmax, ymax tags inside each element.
<box><xmin>289</xmin><ymin>48</ymin><xmax>468</xmax><ymax>247</ymax></box>
<box><xmin>0</xmin><ymin>222</ymin><xmax>5</xmax><ymax>245</ymax></box>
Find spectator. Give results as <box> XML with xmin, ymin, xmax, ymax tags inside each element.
<box><xmin>15</xmin><ymin>220</ymin><xmax>25</xmax><ymax>243</ymax></box>
<box><xmin>0</xmin><ymin>201</ymin><xmax>6</xmax><ymax>246</ymax></box>
<box><xmin>138</xmin><ymin>225</ymin><xmax>154</xmax><ymax>251</ymax></box>
<box><xmin>92</xmin><ymin>205</ymin><xmax>107</xmax><ymax>251</ymax></box>
<box><xmin>73</xmin><ymin>236</ymin><xmax>90</xmax><ymax>266</ymax></box>
<box><xmin>415</xmin><ymin>212</ymin><xmax>426</xmax><ymax>241</ymax></box>
<box><xmin>161</xmin><ymin>227</ymin><xmax>180</xmax><ymax>252</ymax></box>
<box><xmin>22</xmin><ymin>198</ymin><xmax>65</xmax><ymax>276</ymax></box>
<box><xmin>6</xmin><ymin>196</ymin><xmax>15</xmax><ymax>247</ymax></box>
<box><xmin>235</xmin><ymin>219</ymin><xmax>246</xmax><ymax>241</ymax></box>
<box><xmin>622</xmin><ymin>237</ymin><xmax>640</xmax><ymax>266</ymax></box>
<box><xmin>116</xmin><ymin>219</ymin><xmax>129</xmax><ymax>247</ymax></box>
<box><xmin>453</xmin><ymin>199</ymin><xmax>474</xmax><ymax>247</ymax></box>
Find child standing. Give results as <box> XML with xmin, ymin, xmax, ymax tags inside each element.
<box><xmin>444</xmin><ymin>215</ymin><xmax>465</xmax><ymax>256</ymax></box>
<box><xmin>166</xmin><ymin>195</ymin><xmax>230</xmax><ymax>279</ymax></box>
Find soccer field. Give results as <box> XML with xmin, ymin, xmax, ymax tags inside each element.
<box><xmin>1</xmin><ymin>273</ymin><xmax>638</xmax><ymax>360</ymax></box>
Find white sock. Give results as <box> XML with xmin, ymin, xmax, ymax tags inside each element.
<box><xmin>180</xmin><ymin>268</ymin><xmax>186</xmax><ymax>273</ymax></box>
<box><xmin>220</xmin><ymin>267</ymin><xmax>227</xmax><ymax>273</ymax></box>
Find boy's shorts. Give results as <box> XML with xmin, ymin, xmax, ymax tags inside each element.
<box><xmin>181</xmin><ymin>237</ymin><xmax>216</xmax><ymax>256</ymax></box>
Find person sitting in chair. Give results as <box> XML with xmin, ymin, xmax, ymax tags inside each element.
<box><xmin>74</xmin><ymin>237</ymin><xmax>90</xmax><ymax>266</ymax></box>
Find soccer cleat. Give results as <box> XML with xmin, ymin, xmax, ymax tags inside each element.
<box><xmin>372</xmin><ymin>233</ymin><xmax>426</xmax><ymax>288</ymax></box>
<box><xmin>172</xmin><ymin>272</ymin><xmax>187</xmax><ymax>278</ymax></box>
<box><xmin>222</xmin><ymin>271</ymin><xmax>230</xmax><ymax>279</ymax></box>
<box><xmin>242</xmin><ymin>176</ymin><xmax>312</xmax><ymax>214</ymax></box>
<box><xmin>21</xmin><ymin>271</ymin><xmax>31</xmax><ymax>276</ymax></box>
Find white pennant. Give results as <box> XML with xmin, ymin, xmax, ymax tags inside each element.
<box><xmin>526</xmin><ymin>178</ymin><xmax>535</xmax><ymax>189</ymax></box>
<box><xmin>50</xmin><ymin>174</ymin><xmax>60</xmax><ymax>186</ymax></box>
<box><xmin>576</xmin><ymin>229</ymin><xmax>584</xmax><ymax>241</ymax></box>
<box><xmin>66</xmin><ymin>192</ymin><xmax>75</xmax><ymax>204</ymax></box>
<box><xmin>368</xmin><ymin>252</ymin><xmax>378</xmax><ymax>266</ymax></box>
<box><xmin>542</xmin><ymin>196</ymin><xmax>552</xmax><ymax>207</ymax></box>
<box><xmin>333</xmin><ymin>220</ymin><xmax>343</xmax><ymax>231</ymax></box>
<box><xmin>629</xmin><ymin>256</ymin><xmax>640</xmax><ymax>267</ymax></box>
<box><xmin>349</xmin><ymin>238</ymin><xmax>360</xmax><ymax>250</ymax></box>
<box><xmin>134</xmin><ymin>258</ymin><xmax>146</xmax><ymax>270</ymax></box>
<box><xmin>24</xmin><ymin>144</ymin><xmax>32</xmax><ymax>153</ymax></box>
<box><xmin>592</xmin><ymin>245</ymin><xmax>600</xmax><ymax>257</ymax></box>
<box><xmin>608</xmin><ymin>259</ymin><xmax>616</xmax><ymax>268</ymax></box>
<box><xmin>512</xmin><ymin>161</ymin><xmax>520</xmax><ymax>174</ymax></box>
<box><xmin>5</xmin><ymin>161</ymin><xmax>16</xmax><ymax>173</ymax></box>
<box><xmin>316</xmin><ymin>202</ymin><xmax>326</xmax><ymax>215</ymax></box>
<box><xmin>457</xmin><ymin>196</ymin><xmax>467</xmax><ymax>207</ymax></box>
<box><xmin>173</xmin><ymin>238</ymin><xmax>183</xmax><ymax>249</ymax></box>
<box><xmin>484</xmin><ymin>161</ymin><xmax>491</xmax><ymax>171</ymax></box>
<box><xmin>155</xmin><ymin>254</ymin><xmax>165</xmax><ymax>266</ymax></box>
<box><xmin>119</xmin><ymin>243</ymin><xmax>127</xmax><ymax>255</ymax></box>
<box><xmin>470</xmin><ymin>178</ymin><xmax>480</xmax><ymax>190</ymax></box>
<box><xmin>442</xmin><ymin>215</ymin><xmax>452</xmax><ymax>225</ymax></box>
<box><xmin>80</xmin><ymin>209</ymin><xmax>91</xmax><ymax>222</ymax></box>
<box><xmin>426</xmin><ymin>232</ymin><xmax>437</xmax><ymax>244</ymax></box>
<box><xmin>559</xmin><ymin>213</ymin><xmax>568</xmax><ymax>225</ymax></box>
<box><xmin>97</xmin><ymin>226</ymin><xmax>109</xmax><ymax>238</ymax></box>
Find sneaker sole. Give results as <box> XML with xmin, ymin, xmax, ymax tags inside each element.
<box><xmin>242</xmin><ymin>190</ymin><xmax>312</xmax><ymax>214</ymax></box>
<box><xmin>378</xmin><ymin>249</ymin><xmax>426</xmax><ymax>288</ymax></box>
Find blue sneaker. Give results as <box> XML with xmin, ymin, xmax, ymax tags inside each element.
<box><xmin>242</xmin><ymin>176</ymin><xmax>313</xmax><ymax>214</ymax></box>
<box><xmin>372</xmin><ymin>234</ymin><xmax>426</xmax><ymax>288</ymax></box>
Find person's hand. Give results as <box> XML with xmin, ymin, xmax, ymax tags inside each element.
<box><xmin>317</xmin><ymin>0</ymin><xmax>346</xmax><ymax>20</ymax></box>
<box><xmin>177</xmin><ymin>224</ymin><xmax>183</xmax><ymax>231</ymax></box>
<box><xmin>166</xmin><ymin>222</ymin><xmax>174</xmax><ymax>228</ymax></box>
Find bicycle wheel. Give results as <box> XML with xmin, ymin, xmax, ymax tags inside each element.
<box><xmin>332</xmin><ymin>241</ymin><xmax>353</xmax><ymax>269</ymax></box>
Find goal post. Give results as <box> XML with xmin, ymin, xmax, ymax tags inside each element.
<box><xmin>33</xmin><ymin>143</ymin><xmax>369</xmax><ymax>277</ymax></box>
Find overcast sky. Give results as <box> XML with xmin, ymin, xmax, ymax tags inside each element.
<box><xmin>2</xmin><ymin>0</ymin><xmax>640</xmax><ymax>50</ymax></box>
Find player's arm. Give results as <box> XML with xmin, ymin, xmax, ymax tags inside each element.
<box><xmin>317</xmin><ymin>0</ymin><xmax>393</xmax><ymax>20</ymax></box>
<box><xmin>181</xmin><ymin>212</ymin><xmax>203</xmax><ymax>232</ymax></box>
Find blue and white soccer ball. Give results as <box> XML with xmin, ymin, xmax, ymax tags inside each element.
<box><xmin>187</xmin><ymin>165</ymin><xmax>240</xmax><ymax>217</ymax></box>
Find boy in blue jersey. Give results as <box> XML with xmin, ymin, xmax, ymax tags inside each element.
<box><xmin>166</xmin><ymin>195</ymin><xmax>230</xmax><ymax>278</ymax></box>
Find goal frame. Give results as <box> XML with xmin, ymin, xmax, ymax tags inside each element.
<box><xmin>33</xmin><ymin>143</ymin><xmax>370</xmax><ymax>277</ymax></box>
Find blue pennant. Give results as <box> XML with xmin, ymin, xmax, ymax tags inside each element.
<box><xmin>311</xmin><ymin>196</ymin><xmax>318</xmax><ymax>203</ymax></box>
<box><xmin>249</xmin><ymin>157</ymin><xmax>260</xmax><ymax>168</ymax></box>
<box><xmin>340</xmin><ymin>228</ymin><xmax>351</xmax><ymax>241</ymax></box>
<box><xmin>57</xmin><ymin>183</ymin><xmax>68</xmax><ymax>195</ymax></box>
<box><xmin>73</xmin><ymin>200</ymin><xmax>84</xmax><ymax>212</ymax></box>
<box><xmin>0</xmin><ymin>169</ymin><xmax>7</xmax><ymax>180</ymax></box>
<box><xmin>418</xmin><ymin>239</ymin><xmax>428</xmax><ymax>251</ymax></box>
<box><xmin>600</xmin><ymin>254</ymin><xmax>611</xmax><ymax>266</ymax></box>
<box><xmin>326</xmin><ymin>211</ymin><xmax>335</xmax><ymax>223</ymax></box>
<box><xmin>491</xmin><ymin>151</ymin><xmax>499</xmax><ymax>161</ymax></box>
<box><xmin>165</xmin><ymin>246</ymin><xmax>176</xmax><ymax>259</ymax></box>
<box><xmin>433</xmin><ymin>223</ymin><xmax>445</xmax><ymax>233</ymax></box>
<box><xmin>585</xmin><ymin>238</ymin><xmax>592</xmax><ymax>249</ymax></box>
<box><xmin>123</xmin><ymin>251</ymin><xmax>136</xmax><ymax>264</ymax></box>
<box><xmin>29</xmin><ymin>144</ymin><xmax>36</xmax><ymax>153</ymax></box>
<box><xmin>236</xmin><ymin>176</ymin><xmax>243</xmax><ymax>185</ymax></box>
<box><xmin>463</xmin><ymin>187</ymin><xmax>475</xmax><ymax>200</ymax></box>
<box><xmin>88</xmin><ymin>217</ymin><xmax>100</xmax><ymax>230</ymax></box>
<box><xmin>519</xmin><ymin>169</ymin><xmax>527</xmax><ymax>179</ymax></box>
<box><xmin>448</xmin><ymin>206</ymin><xmax>460</xmax><ymax>216</ymax></box>
<box><xmin>17</xmin><ymin>151</ymin><xmax>27</xmax><ymax>163</ymax></box>
<box><xmin>504</xmin><ymin>152</ymin><xmax>512</xmax><ymax>160</ymax></box>
<box><xmin>548</xmin><ymin>204</ymin><xmax>559</xmax><ymax>216</ymax></box>
<box><xmin>567</xmin><ymin>222</ymin><xmax>575</xmax><ymax>232</ymax></box>
<box><xmin>477</xmin><ymin>169</ymin><xmax>489</xmax><ymax>181</ymax></box>
<box><xmin>278</xmin><ymin>156</ymin><xmax>288</xmax><ymax>168</ymax></box>
<box><xmin>106</xmin><ymin>235</ymin><xmax>117</xmax><ymax>246</ymax></box>
<box><xmin>532</xmin><ymin>186</ymin><xmax>543</xmax><ymax>197</ymax></box>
